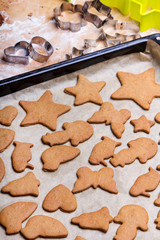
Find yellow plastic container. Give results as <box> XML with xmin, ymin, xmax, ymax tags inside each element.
<box><xmin>101</xmin><ymin>0</ymin><xmax>160</xmax><ymax>31</ymax></box>
<box><xmin>67</xmin><ymin>0</ymin><xmax>160</xmax><ymax>31</ymax></box>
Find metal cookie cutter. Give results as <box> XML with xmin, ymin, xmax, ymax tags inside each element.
<box><xmin>29</xmin><ymin>36</ymin><xmax>54</xmax><ymax>63</ymax></box>
<box><xmin>82</xmin><ymin>0</ymin><xmax>113</xmax><ymax>28</ymax></box>
<box><xmin>66</xmin><ymin>46</ymin><xmax>89</xmax><ymax>60</ymax></box>
<box><xmin>54</xmin><ymin>2</ymin><xmax>86</xmax><ymax>32</ymax></box>
<box><xmin>4</xmin><ymin>41</ymin><xmax>29</xmax><ymax>65</ymax></box>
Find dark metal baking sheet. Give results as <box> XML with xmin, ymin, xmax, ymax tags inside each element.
<box><xmin>0</xmin><ymin>33</ymin><xmax>160</xmax><ymax>97</ymax></box>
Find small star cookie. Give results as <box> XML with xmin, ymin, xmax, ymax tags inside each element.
<box><xmin>64</xmin><ymin>74</ymin><xmax>106</xmax><ymax>105</ymax></box>
<box><xmin>20</xmin><ymin>90</ymin><xmax>71</xmax><ymax>130</ymax></box>
<box><xmin>130</xmin><ymin>115</ymin><xmax>155</xmax><ymax>133</ymax></box>
<box><xmin>111</xmin><ymin>68</ymin><xmax>160</xmax><ymax>110</ymax></box>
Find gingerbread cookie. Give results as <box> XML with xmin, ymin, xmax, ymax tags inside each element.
<box><xmin>72</xmin><ymin>166</ymin><xmax>118</xmax><ymax>194</ymax></box>
<box><xmin>0</xmin><ymin>128</ymin><xmax>15</xmax><ymax>152</ymax></box>
<box><xmin>0</xmin><ymin>157</ymin><xmax>5</xmax><ymax>183</ymax></box>
<box><xmin>110</xmin><ymin>137</ymin><xmax>157</xmax><ymax>167</ymax></box>
<box><xmin>130</xmin><ymin>167</ymin><xmax>160</xmax><ymax>197</ymax></box>
<box><xmin>12</xmin><ymin>141</ymin><xmax>34</xmax><ymax>172</ymax></box>
<box><xmin>41</xmin><ymin>145</ymin><xmax>80</xmax><ymax>171</ymax></box>
<box><xmin>0</xmin><ymin>105</ymin><xmax>18</xmax><ymax>126</ymax></box>
<box><xmin>111</xmin><ymin>68</ymin><xmax>160</xmax><ymax>110</ymax></box>
<box><xmin>43</xmin><ymin>184</ymin><xmax>77</xmax><ymax>212</ymax></box>
<box><xmin>0</xmin><ymin>202</ymin><xmax>37</xmax><ymax>234</ymax></box>
<box><xmin>75</xmin><ymin>237</ymin><xmax>86</xmax><ymax>240</ymax></box>
<box><xmin>71</xmin><ymin>207</ymin><xmax>113</xmax><ymax>232</ymax></box>
<box><xmin>154</xmin><ymin>193</ymin><xmax>160</xmax><ymax>206</ymax></box>
<box><xmin>130</xmin><ymin>115</ymin><xmax>155</xmax><ymax>133</ymax></box>
<box><xmin>155</xmin><ymin>112</ymin><xmax>160</xmax><ymax>124</ymax></box>
<box><xmin>88</xmin><ymin>102</ymin><xmax>131</xmax><ymax>138</ymax></box>
<box><xmin>1</xmin><ymin>172</ymin><xmax>40</xmax><ymax>197</ymax></box>
<box><xmin>42</xmin><ymin>120</ymin><xmax>94</xmax><ymax>146</ymax></box>
<box><xmin>157</xmin><ymin>164</ymin><xmax>160</xmax><ymax>171</ymax></box>
<box><xmin>155</xmin><ymin>211</ymin><xmax>160</xmax><ymax>229</ymax></box>
<box><xmin>64</xmin><ymin>74</ymin><xmax>106</xmax><ymax>105</ymax></box>
<box><xmin>19</xmin><ymin>90</ymin><xmax>71</xmax><ymax>130</ymax></box>
<box><xmin>89</xmin><ymin>136</ymin><xmax>121</xmax><ymax>166</ymax></box>
<box><xmin>21</xmin><ymin>215</ymin><xmax>68</xmax><ymax>239</ymax></box>
<box><xmin>114</xmin><ymin>205</ymin><xmax>149</xmax><ymax>240</ymax></box>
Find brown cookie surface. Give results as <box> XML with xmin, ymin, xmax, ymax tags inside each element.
<box><xmin>88</xmin><ymin>102</ymin><xmax>131</xmax><ymax>138</ymax></box>
<box><xmin>110</xmin><ymin>137</ymin><xmax>157</xmax><ymax>167</ymax></box>
<box><xmin>0</xmin><ymin>202</ymin><xmax>37</xmax><ymax>234</ymax></box>
<box><xmin>75</xmin><ymin>237</ymin><xmax>86</xmax><ymax>240</ymax></box>
<box><xmin>19</xmin><ymin>90</ymin><xmax>71</xmax><ymax>130</ymax></box>
<box><xmin>154</xmin><ymin>193</ymin><xmax>160</xmax><ymax>206</ymax></box>
<box><xmin>41</xmin><ymin>145</ymin><xmax>80</xmax><ymax>171</ymax></box>
<box><xmin>12</xmin><ymin>141</ymin><xmax>34</xmax><ymax>172</ymax></box>
<box><xmin>155</xmin><ymin>112</ymin><xmax>160</xmax><ymax>123</ymax></box>
<box><xmin>111</xmin><ymin>68</ymin><xmax>160</xmax><ymax>110</ymax></box>
<box><xmin>129</xmin><ymin>167</ymin><xmax>160</xmax><ymax>197</ymax></box>
<box><xmin>21</xmin><ymin>215</ymin><xmax>68</xmax><ymax>239</ymax></box>
<box><xmin>42</xmin><ymin>120</ymin><xmax>94</xmax><ymax>146</ymax></box>
<box><xmin>64</xmin><ymin>74</ymin><xmax>106</xmax><ymax>105</ymax></box>
<box><xmin>71</xmin><ymin>207</ymin><xmax>113</xmax><ymax>232</ymax></box>
<box><xmin>0</xmin><ymin>128</ymin><xmax>15</xmax><ymax>152</ymax></box>
<box><xmin>0</xmin><ymin>105</ymin><xmax>18</xmax><ymax>126</ymax></box>
<box><xmin>114</xmin><ymin>205</ymin><xmax>149</xmax><ymax>240</ymax></box>
<box><xmin>130</xmin><ymin>115</ymin><xmax>155</xmax><ymax>133</ymax></box>
<box><xmin>72</xmin><ymin>166</ymin><xmax>118</xmax><ymax>194</ymax></box>
<box><xmin>0</xmin><ymin>157</ymin><xmax>5</xmax><ymax>183</ymax></box>
<box><xmin>89</xmin><ymin>136</ymin><xmax>121</xmax><ymax>166</ymax></box>
<box><xmin>43</xmin><ymin>184</ymin><xmax>77</xmax><ymax>212</ymax></box>
<box><xmin>155</xmin><ymin>211</ymin><xmax>160</xmax><ymax>229</ymax></box>
<box><xmin>1</xmin><ymin>172</ymin><xmax>40</xmax><ymax>197</ymax></box>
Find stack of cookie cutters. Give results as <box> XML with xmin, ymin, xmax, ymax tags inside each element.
<box><xmin>55</xmin><ymin>0</ymin><xmax>113</xmax><ymax>31</ymax></box>
<box><xmin>99</xmin><ymin>0</ymin><xmax>160</xmax><ymax>31</ymax></box>
<box><xmin>67</xmin><ymin>0</ymin><xmax>160</xmax><ymax>31</ymax></box>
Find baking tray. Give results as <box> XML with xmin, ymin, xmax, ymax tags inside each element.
<box><xmin>0</xmin><ymin>33</ymin><xmax>160</xmax><ymax>97</ymax></box>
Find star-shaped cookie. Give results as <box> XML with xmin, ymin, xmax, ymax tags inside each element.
<box><xmin>111</xmin><ymin>68</ymin><xmax>160</xmax><ymax>110</ymax></box>
<box><xmin>64</xmin><ymin>74</ymin><xmax>106</xmax><ymax>105</ymax></box>
<box><xmin>19</xmin><ymin>90</ymin><xmax>71</xmax><ymax>130</ymax></box>
<box><xmin>130</xmin><ymin>115</ymin><xmax>155</xmax><ymax>133</ymax></box>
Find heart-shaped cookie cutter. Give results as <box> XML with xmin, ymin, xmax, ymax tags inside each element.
<box><xmin>29</xmin><ymin>36</ymin><xmax>54</xmax><ymax>63</ymax></box>
<box><xmin>4</xmin><ymin>41</ymin><xmax>30</xmax><ymax>65</ymax></box>
<box><xmin>54</xmin><ymin>2</ymin><xmax>87</xmax><ymax>32</ymax></box>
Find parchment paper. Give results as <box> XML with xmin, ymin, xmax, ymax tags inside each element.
<box><xmin>1</xmin><ymin>50</ymin><xmax>160</xmax><ymax>240</ymax></box>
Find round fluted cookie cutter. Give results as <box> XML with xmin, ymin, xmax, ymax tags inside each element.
<box><xmin>4</xmin><ymin>41</ymin><xmax>30</xmax><ymax>65</ymax></box>
<box><xmin>29</xmin><ymin>36</ymin><xmax>54</xmax><ymax>63</ymax></box>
